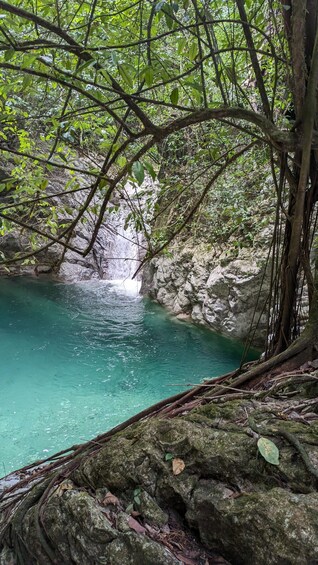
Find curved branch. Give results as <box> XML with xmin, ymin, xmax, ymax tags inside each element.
<box><xmin>159</xmin><ymin>107</ymin><xmax>296</xmax><ymax>151</ymax></box>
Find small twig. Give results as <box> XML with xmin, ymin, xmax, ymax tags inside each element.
<box><xmin>167</xmin><ymin>383</ymin><xmax>258</xmax><ymax>394</ymax></box>
<box><xmin>282</xmin><ymin>398</ymin><xmax>318</xmax><ymax>414</ymax></box>
<box><xmin>278</xmin><ymin>429</ymin><xmax>318</xmax><ymax>482</ymax></box>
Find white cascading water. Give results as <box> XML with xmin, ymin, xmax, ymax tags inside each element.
<box><xmin>104</xmin><ymin>188</ymin><xmax>145</xmax><ymax>296</ymax></box>
<box><xmin>105</xmin><ymin>214</ymin><xmax>142</xmax><ymax>295</ymax></box>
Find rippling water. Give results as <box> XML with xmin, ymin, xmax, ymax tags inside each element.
<box><xmin>0</xmin><ymin>277</ymin><xmax>256</xmax><ymax>475</ymax></box>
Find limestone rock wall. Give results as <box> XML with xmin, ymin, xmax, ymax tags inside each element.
<box><xmin>145</xmin><ymin>244</ymin><xmax>271</xmax><ymax>347</ymax></box>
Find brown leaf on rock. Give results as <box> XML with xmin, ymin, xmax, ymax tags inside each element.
<box><xmin>102</xmin><ymin>491</ymin><xmax>120</xmax><ymax>506</ymax></box>
<box><xmin>175</xmin><ymin>553</ymin><xmax>198</xmax><ymax>564</ymax></box>
<box><xmin>55</xmin><ymin>480</ymin><xmax>74</xmax><ymax>497</ymax></box>
<box><xmin>172</xmin><ymin>458</ymin><xmax>185</xmax><ymax>475</ymax></box>
<box><xmin>128</xmin><ymin>516</ymin><xmax>146</xmax><ymax>534</ymax></box>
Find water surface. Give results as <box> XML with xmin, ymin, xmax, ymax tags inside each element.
<box><xmin>0</xmin><ymin>277</ymin><xmax>255</xmax><ymax>475</ymax></box>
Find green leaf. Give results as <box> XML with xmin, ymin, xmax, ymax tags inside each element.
<box><xmin>225</xmin><ymin>66</ymin><xmax>237</xmax><ymax>84</ymax></box>
<box><xmin>186</xmin><ymin>81</ymin><xmax>203</xmax><ymax>92</ymax></box>
<box><xmin>144</xmin><ymin>66</ymin><xmax>154</xmax><ymax>87</ymax></box>
<box><xmin>22</xmin><ymin>75</ymin><xmax>33</xmax><ymax>89</ymax></box>
<box><xmin>117</xmin><ymin>155</ymin><xmax>127</xmax><ymax>167</ymax></box>
<box><xmin>118</xmin><ymin>63</ymin><xmax>134</xmax><ymax>88</ymax></box>
<box><xmin>170</xmin><ymin>87</ymin><xmax>179</xmax><ymax>105</ymax></box>
<box><xmin>177</xmin><ymin>37</ymin><xmax>186</xmax><ymax>55</ymax></box>
<box><xmin>4</xmin><ymin>49</ymin><xmax>15</xmax><ymax>62</ymax></box>
<box><xmin>58</xmin><ymin>153</ymin><xmax>68</xmax><ymax>163</ymax></box>
<box><xmin>99</xmin><ymin>178</ymin><xmax>108</xmax><ymax>189</ymax></box>
<box><xmin>257</xmin><ymin>437</ymin><xmax>280</xmax><ymax>466</ymax></box>
<box><xmin>132</xmin><ymin>161</ymin><xmax>144</xmax><ymax>185</ymax></box>
<box><xmin>99</xmin><ymin>68</ymin><xmax>112</xmax><ymax>84</ymax></box>
<box><xmin>164</xmin><ymin>4</ymin><xmax>174</xmax><ymax>29</ymax></box>
<box><xmin>165</xmin><ymin>453</ymin><xmax>174</xmax><ymax>461</ymax></box>
<box><xmin>77</xmin><ymin>59</ymin><xmax>96</xmax><ymax>73</ymax></box>
<box><xmin>40</xmin><ymin>179</ymin><xmax>48</xmax><ymax>190</ymax></box>
<box><xmin>144</xmin><ymin>161</ymin><xmax>156</xmax><ymax>180</ymax></box>
<box><xmin>188</xmin><ymin>42</ymin><xmax>198</xmax><ymax>61</ymax></box>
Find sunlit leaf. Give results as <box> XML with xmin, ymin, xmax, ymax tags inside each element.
<box><xmin>257</xmin><ymin>437</ymin><xmax>280</xmax><ymax>466</ymax></box>
<box><xmin>172</xmin><ymin>458</ymin><xmax>185</xmax><ymax>475</ymax></box>
<box><xmin>132</xmin><ymin>161</ymin><xmax>145</xmax><ymax>185</ymax></box>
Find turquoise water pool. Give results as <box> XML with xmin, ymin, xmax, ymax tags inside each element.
<box><xmin>0</xmin><ymin>277</ymin><xmax>255</xmax><ymax>475</ymax></box>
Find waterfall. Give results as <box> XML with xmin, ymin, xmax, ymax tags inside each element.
<box><xmin>104</xmin><ymin>206</ymin><xmax>143</xmax><ymax>295</ymax></box>
<box><xmin>102</xmin><ymin>185</ymin><xmax>148</xmax><ymax>296</ymax></box>
<box><xmin>58</xmin><ymin>181</ymin><xmax>150</xmax><ymax>293</ymax></box>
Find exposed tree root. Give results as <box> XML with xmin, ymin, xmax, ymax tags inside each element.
<box><xmin>0</xmin><ymin>369</ymin><xmax>317</xmax><ymax>565</ymax></box>
<box><xmin>278</xmin><ymin>430</ymin><xmax>318</xmax><ymax>482</ymax></box>
<box><xmin>1</xmin><ymin>338</ymin><xmax>317</xmax><ymax>534</ymax></box>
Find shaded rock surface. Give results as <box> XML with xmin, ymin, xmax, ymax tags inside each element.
<box><xmin>143</xmin><ymin>241</ymin><xmax>272</xmax><ymax>346</ymax></box>
<box><xmin>0</xmin><ymin>155</ymin><xmax>145</xmax><ymax>282</ymax></box>
<box><xmin>1</xmin><ymin>381</ymin><xmax>318</xmax><ymax>565</ymax></box>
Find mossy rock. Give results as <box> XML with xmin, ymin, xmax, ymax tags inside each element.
<box><xmin>2</xmin><ymin>397</ymin><xmax>318</xmax><ymax>564</ymax></box>
<box><xmin>190</xmin><ymin>483</ymin><xmax>318</xmax><ymax>565</ymax></box>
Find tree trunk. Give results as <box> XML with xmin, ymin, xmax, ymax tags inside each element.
<box><xmin>271</xmin><ymin>2</ymin><xmax>318</xmax><ymax>355</ymax></box>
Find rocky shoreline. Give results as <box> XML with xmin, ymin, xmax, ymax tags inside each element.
<box><xmin>1</xmin><ymin>370</ymin><xmax>317</xmax><ymax>565</ymax></box>
<box><xmin>143</xmin><ymin>242</ymin><xmax>272</xmax><ymax>347</ymax></box>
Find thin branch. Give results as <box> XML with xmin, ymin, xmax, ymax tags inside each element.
<box><xmin>235</xmin><ymin>0</ymin><xmax>271</xmax><ymax>118</ymax></box>
<box><xmin>0</xmin><ymin>212</ymin><xmax>80</xmax><ymax>254</ymax></box>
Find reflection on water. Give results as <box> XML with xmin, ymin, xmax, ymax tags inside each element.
<box><xmin>0</xmin><ymin>277</ymin><xmax>256</xmax><ymax>475</ymax></box>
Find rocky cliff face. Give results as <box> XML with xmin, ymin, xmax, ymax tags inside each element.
<box><xmin>144</xmin><ymin>238</ymin><xmax>272</xmax><ymax>347</ymax></box>
<box><xmin>0</xmin><ymin>158</ymin><xmax>144</xmax><ymax>282</ymax></box>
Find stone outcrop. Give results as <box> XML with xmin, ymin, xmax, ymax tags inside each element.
<box><xmin>0</xmin><ymin>160</ymin><xmax>144</xmax><ymax>282</ymax></box>
<box><xmin>144</xmin><ymin>241</ymin><xmax>271</xmax><ymax>346</ymax></box>
<box><xmin>1</xmin><ymin>379</ymin><xmax>318</xmax><ymax>565</ymax></box>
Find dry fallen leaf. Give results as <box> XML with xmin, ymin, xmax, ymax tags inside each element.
<box><xmin>128</xmin><ymin>516</ymin><xmax>146</xmax><ymax>534</ymax></box>
<box><xmin>102</xmin><ymin>491</ymin><xmax>120</xmax><ymax>506</ymax></box>
<box><xmin>175</xmin><ymin>554</ymin><xmax>198</xmax><ymax>565</ymax></box>
<box><xmin>172</xmin><ymin>458</ymin><xmax>185</xmax><ymax>475</ymax></box>
<box><xmin>55</xmin><ymin>480</ymin><xmax>74</xmax><ymax>497</ymax></box>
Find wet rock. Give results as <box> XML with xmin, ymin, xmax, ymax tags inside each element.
<box><xmin>191</xmin><ymin>483</ymin><xmax>318</xmax><ymax>565</ymax></box>
<box><xmin>1</xmin><ymin>396</ymin><xmax>318</xmax><ymax>564</ymax></box>
<box><xmin>106</xmin><ymin>533</ymin><xmax>181</xmax><ymax>565</ymax></box>
<box><xmin>145</xmin><ymin>244</ymin><xmax>271</xmax><ymax>346</ymax></box>
<box><xmin>138</xmin><ymin>490</ymin><xmax>168</xmax><ymax>527</ymax></box>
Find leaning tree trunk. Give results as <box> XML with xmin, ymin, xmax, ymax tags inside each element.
<box><xmin>271</xmin><ymin>0</ymin><xmax>318</xmax><ymax>356</ymax></box>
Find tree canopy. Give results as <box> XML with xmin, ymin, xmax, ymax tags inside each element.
<box><xmin>0</xmin><ymin>0</ymin><xmax>318</xmax><ymax>365</ymax></box>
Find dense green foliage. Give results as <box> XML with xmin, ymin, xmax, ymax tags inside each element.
<box><xmin>0</xmin><ymin>0</ymin><xmax>286</xmax><ymax>256</ymax></box>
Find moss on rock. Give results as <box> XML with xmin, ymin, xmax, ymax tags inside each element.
<box><xmin>1</xmin><ymin>395</ymin><xmax>318</xmax><ymax>564</ymax></box>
